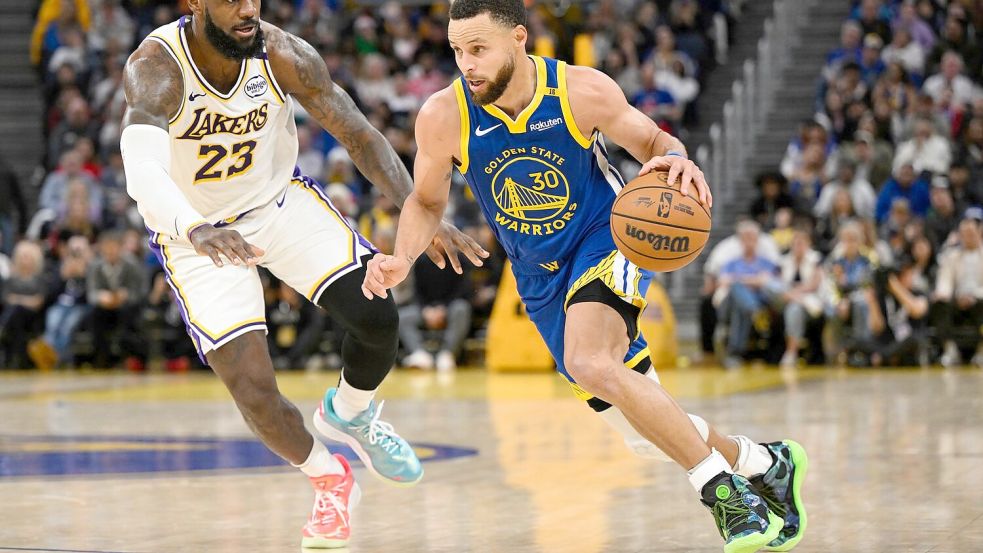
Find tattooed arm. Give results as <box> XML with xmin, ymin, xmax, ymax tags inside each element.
<box><xmin>266</xmin><ymin>25</ymin><xmax>487</xmax><ymax>271</ymax></box>
<box><xmin>121</xmin><ymin>41</ymin><xmax>263</xmax><ymax>266</ymax></box>
<box><xmin>266</xmin><ymin>27</ymin><xmax>413</xmax><ymax>208</ymax></box>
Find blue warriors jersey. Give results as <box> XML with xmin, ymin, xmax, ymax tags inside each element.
<box><xmin>452</xmin><ymin>56</ymin><xmax>628</xmax><ymax>271</ymax></box>
<box><xmin>452</xmin><ymin>56</ymin><xmax>655</xmax><ymax>395</ymax></box>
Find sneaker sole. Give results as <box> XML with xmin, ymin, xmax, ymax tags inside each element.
<box><xmin>300</xmin><ymin>483</ymin><xmax>362</xmax><ymax>548</ymax></box>
<box><xmin>725</xmin><ymin>510</ymin><xmax>784</xmax><ymax>553</ymax></box>
<box><xmin>312</xmin><ymin>407</ymin><xmax>423</xmax><ymax>488</ymax></box>
<box><xmin>763</xmin><ymin>440</ymin><xmax>809</xmax><ymax>552</ymax></box>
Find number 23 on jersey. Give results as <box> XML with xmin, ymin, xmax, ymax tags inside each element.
<box><xmin>195</xmin><ymin>139</ymin><xmax>257</xmax><ymax>184</ymax></box>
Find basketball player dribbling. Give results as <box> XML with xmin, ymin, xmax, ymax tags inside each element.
<box><xmin>362</xmin><ymin>1</ymin><xmax>808</xmax><ymax>551</ymax></box>
<box><xmin>119</xmin><ymin>0</ymin><xmax>488</xmax><ymax>548</ymax></box>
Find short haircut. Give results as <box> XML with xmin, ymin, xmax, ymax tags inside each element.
<box><xmin>449</xmin><ymin>0</ymin><xmax>527</xmax><ymax>28</ymax></box>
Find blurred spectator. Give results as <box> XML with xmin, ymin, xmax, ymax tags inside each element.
<box><xmin>891</xmin><ymin>0</ymin><xmax>936</xmax><ymax>51</ymax></box>
<box><xmin>631</xmin><ymin>62</ymin><xmax>680</xmax><ymax>132</ymax></box>
<box><xmin>399</xmin><ymin>257</ymin><xmax>472</xmax><ymax>372</ymax></box>
<box><xmin>824</xmin><ymin>221</ymin><xmax>877</xmax><ymax>360</ymax></box>
<box><xmin>922</xmin><ymin>51</ymin><xmax>982</xmax><ymax>111</ymax></box>
<box><xmin>86</xmin><ymin>231</ymin><xmax>147</xmax><ymax>370</ymax></box>
<box><xmin>748</xmin><ymin>171</ymin><xmax>798</xmax><ymax>231</ymax></box>
<box><xmin>650</xmin><ymin>25</ymin><xmax>697</xmax><ymax>78</ymax></box>
<box><xmin>39</xmin><ymin>235</ymin><xmax>92</xmax><ymax>367</ymax></box>
<box><xmin>47</xmin><ymin>25</ymin><xmax>87</xmax><ymax>76</ymax></box>
<box><xmin>789</xmin><ymin>143</ymin><xmax>828</xmax><ymax>202</ymax></box>
<box><xmin>841</xmin><ymin>128</ymin><xmax>894</xmax><ymax>189</ymax></box>
<box><xmin>778</xmin><ymin>229</ymin><xmax>825</xmax><ymax>367</ymax></box>
<box><xmin>39</xmin><ymin>149</ymin><xmax>104</xmax><ymax>221</ymax></box>
<box><xmin>31</xmin><ymin>0</ymin><xmax>91</xmax><ymax>70</ymax></box>
<box><xmin>815</xmin><ymin>158</ymin><xmax>876</xmax><ymax>220</ymax></box>
<box><xmin>0</xmin><ymin>241</ymin><xmax>47</xmax><ymax>369</ymax></box>
<box><xmin>267</xmin><ymin>279</ymin><xmax>326</xmax><ymax>371</ymax></box>
<box><xmin>955</xmin><ymin>117</ymin><xmax>983</xmax><ymax>183</ymax></box>
<box><xmin>850</xmin><ymin>257</ymin><xmax>929</xmax><ymax>366</ymax></box>
<box><xmin>296</xmin><ymin>126</ymin><xmax>325</xmax><ymax>181</ymax></box>
<box><xmin>0</xmin><ymin>155</ymin><xmax>27</xmax><ymax>255</ymax></box>
<box><xmin>700</xmin><ymin>220</ymin><xmax>781</xmax><ymax>360</ymax></box>
<box><xmin>872</xmin><ymin>63</ymin><xmax>917</xmax><ymax>117</ymax></box>
<box><xmin>780</xmin><ymin>120</ymin><xmax>837</xmax><ymax>182</ymax></box>
<box><xmin>858</xmin><ymin>34</ymin><xmax>886</xmax><ymax>87</ymax></box>
<box><xmin>875</xmin><ymin>163</ymin><xmax>930</xmax><ymax>223</ymax></box>
<box><xmin>880</xmin><ymin>26</ymin><xmax>925</xmax><ymax>76</ymax></box>
<box><xmin>816</xmin><ymin>188</ymin><xmax>858</xmax><ymax>255</ymax></box>
<box><xmin>853</xmin><ymin>0</ymin><xmax>893</xmax><ymax>44</ymax></box>
<box><xmin>714</xmin><ymin>221</ymin><xmax>782</xmax><ymax>369</ymax></box>
<box><xmin>926</xmin><ymin>16</ymin><xmax>980</xmax><ymax>80</ymax></box>
<box><xmin>925</xmin><ymin>177</ymin><xmax>959</xmax><ymax>250</ymax></box>
<box><xmin>933</xmin><ymin>211</ymin><xmax>983</xmax><ymax>368</ymax></box>
<box><xmin>892</xmin><ymin>115</ymin><xmax>952</xmax><ymax>175</ymax></box>
<box><xmin>87</xmin><ymin>0</ymin><xmax>135</xmax><ymax>55</ymax></box>
<box><xmin>823</xmin><ymin>20</ymin><xmax>863</xmax><ymax>82</ymax></box>
<box><xmin>47</xmin><ymin>95</ymin><xmax>100</xmax><ymax>170</ymax></box>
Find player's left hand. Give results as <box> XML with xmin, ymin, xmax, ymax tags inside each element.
<box><xmin>639</xmin><ymin>155</ymin><xmax>713</xmax><ymax>209</ymax></box>
<box><xmin>427</xmin><ymin>221</ymin><xmax>490</xmax><ymax>274</ymax></box>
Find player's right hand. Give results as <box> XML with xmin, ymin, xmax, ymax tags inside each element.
<box><xmin>189</xmin><ymin>224</ymin><xmax>264</xmax><ymax>268</ymax></box>
<box><xmin>362</xmin><ymin>253</ymin><xmax>411</xmax><ymax>300</ymax></box>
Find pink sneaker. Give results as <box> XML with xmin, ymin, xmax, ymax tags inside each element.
<box><xmin>301</xmin><ymin>454</ymin><xmax>362</xmax><ymax>549</ymax></box>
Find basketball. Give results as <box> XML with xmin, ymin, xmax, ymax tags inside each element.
<box><xmin>610</xmin><ymin>170</ymin><xmax>711</xmax><ymax>272</ymax></box>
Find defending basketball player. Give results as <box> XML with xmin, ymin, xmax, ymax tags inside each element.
<box><xmin>362</xmin><ymin>1</ymin><xmax>807</xmax><ymax>551</ymax></box>
<box><xmin>119</xmin><ymin>0</ymin><xmax>487</xmax><ymax>548</ymax></box>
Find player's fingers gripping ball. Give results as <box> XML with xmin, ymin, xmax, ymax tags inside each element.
<box><xmin>611</xmin><ymin>169</ymin><xmax>711</xmax><ymax>272</ymax></box>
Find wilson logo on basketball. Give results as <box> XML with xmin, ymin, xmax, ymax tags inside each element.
<box><xmin>624</xmin><ymin>224</ymin><xmax>690</xmax><ymax>253</ymax></box>
<box><xmin>657</xmin><ymin>192</ymin><xmax>673</xmax><ymax>218</ymax></box>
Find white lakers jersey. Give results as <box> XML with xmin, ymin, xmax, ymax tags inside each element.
<box><xmin>144</xmin><ymin>17</ymin><xmax>297</xmax><ymax>229</ymax></box>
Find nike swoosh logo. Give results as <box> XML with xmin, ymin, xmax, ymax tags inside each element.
<box><xmin>275</xmin><ymin>189</ymin><xmax>287</xmax><ymax>208</ymax></box>
<box><xmin>188</xmin><ymin>92</ymin><xmax>206</xmax><ymax>102</ymax></box>
<box><xmin>475</xmin><ymin>124</ymin><xmax>502</xmax><ymax>137</ymax></box>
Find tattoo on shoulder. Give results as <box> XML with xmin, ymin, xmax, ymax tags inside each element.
<box><xmin>122</xmin><ymin>42</ymin><xmax>183</xmax><ymax>128</ymax></box>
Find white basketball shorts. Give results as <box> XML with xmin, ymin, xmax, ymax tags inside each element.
<box><xmin>148</xmin><ymin>172</ymin><xmax>374</xmax><ymax>360</ymax></box>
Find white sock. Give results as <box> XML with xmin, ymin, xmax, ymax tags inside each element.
<box><xmin>730</xmin><ymin>434</ymin><xmax>774</xmax><ymax>477</ymax></box>
<box><xmin>332</xmin><ymin>374</ymin><xmax>377</xmax><ymax>421</ymax></box>
<box><xmin>293</xmin><ymin>438</ymin><xmax>344</xmax><ymax>477</ymax></box>
<box><xmin>688</xmin><ymin>449</ymin><xmax>732</xmax><ymax>492</ymax></box>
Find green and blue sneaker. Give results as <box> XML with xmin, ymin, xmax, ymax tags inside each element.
<box><xmin>701</xmin><ymin>472</ymin><xmax>783</xmax><ymax>553</ymax></box>
<box><xmin>753</xmin><ymin>440</ymin><xmax>809</xmax><ymax>551</ymax></box>
<box><xmin>313</xmin><ymin>388</ymin><xmax>423</xmax><ymax>487</ymax></box>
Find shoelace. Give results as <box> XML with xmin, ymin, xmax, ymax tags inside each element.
<box><xmin>712</xmin><ymin>489</ymin><xmax>758</xmax><ymax>539</ymax></box>
<box><xmin>357</xmin><ymin>401</ymin><xmax>401</xmax><ymax>455</ymax></box>
<box><xmin>311</xmin><ymin>481</ymin><xmax>350</xmax><ymax>529</ymax></box>
<box><xmin>756</xmin><ymin>482</ymin><xmax>788</xmax><ymax>519</ymax></box>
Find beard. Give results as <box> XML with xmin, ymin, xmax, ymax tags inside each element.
<box><xmin>204</xmin><ymin>10</ymin><xmax>264</xmax><ymax>60</ymax></box>
<box><xmin>471</xmin><ymin>54</ymin><xmax>516</xmax><ymax>106</ymax></box>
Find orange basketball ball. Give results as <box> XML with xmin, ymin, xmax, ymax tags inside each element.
<box><xmin>610</xmin><ymin>170</ymin><xmax>712</xmax><ymax>272</ymax></box>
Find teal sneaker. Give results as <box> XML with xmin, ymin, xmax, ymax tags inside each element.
<box><xmin>754</xmin><ymin>440</ymin><xmax>809</xmax><ymax>552</ymax></box>
<box><xmin>313</xmin><ymin>388</ymin><xmax>423</xmax><ymax>487</ymax></box>
<box><xmin>701</xmin><ymin>472</ymin><xmax>783</xmax><ymax>553</ymax></box>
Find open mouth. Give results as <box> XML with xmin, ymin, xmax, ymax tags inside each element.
<box><xmin>467</xmin><ymin>79</ymin><xmax>486</xmax><ymax>91</ymax></box>
<box><xmin>233</xmin><ymin>24</ymin><xmax>257</xmax><ymax>38</ymax></box>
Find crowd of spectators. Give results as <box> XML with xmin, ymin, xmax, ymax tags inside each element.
<box><xmin>2</xmin><ymin>0</ymin><xmax>734</xmax><ymax>371</ymax></box>
<box><xmin>701</xmin><ymin>0</ymin><xmax>983</xmax><ymax>369</ymax></box>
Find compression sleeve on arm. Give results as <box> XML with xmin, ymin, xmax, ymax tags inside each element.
<box><xmin>121</xmin><ymin>124</ymin><xmax>208</xmax><ymax>241</ymax></box>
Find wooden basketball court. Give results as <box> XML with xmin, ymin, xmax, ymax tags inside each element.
<box><xmin>0</xmin><ymin>365</ymin><xmax>981</xmax><ymax>552</ymax></box>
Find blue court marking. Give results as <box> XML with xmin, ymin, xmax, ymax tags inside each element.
<box><xmin>0</xmin><ymin>435</ymin><xmax>478</xmax><ymax>478</ymax></box>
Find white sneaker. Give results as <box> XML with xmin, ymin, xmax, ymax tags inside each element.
<box><xmin>435</xmin><ymin>350</ymin><xmax>456</xmax><ymax>372</ymax></box>
<box><xmin>779</xmin><ymin>351</ymin><xmax>798</xmax><ymax>369</ymax></box>
<box><xmin>971</xmin><ymin>351</ymin><xmax>983</xmax><ymax>369</ymax></box>
<box><xmin>940</xmin><ymin>342</ymin><xmax>962</xmax><ymax>368</ymax></box>
<box><xmin>403</xmin><ymin>349</ymin><xmax>434</xmax><ymax>370</ymax></box>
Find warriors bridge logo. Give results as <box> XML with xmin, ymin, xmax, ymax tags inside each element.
<box><xmin>486</xmin><ymin>147</ymin><xmax>577</xmax><ymax>236</ymax></box>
